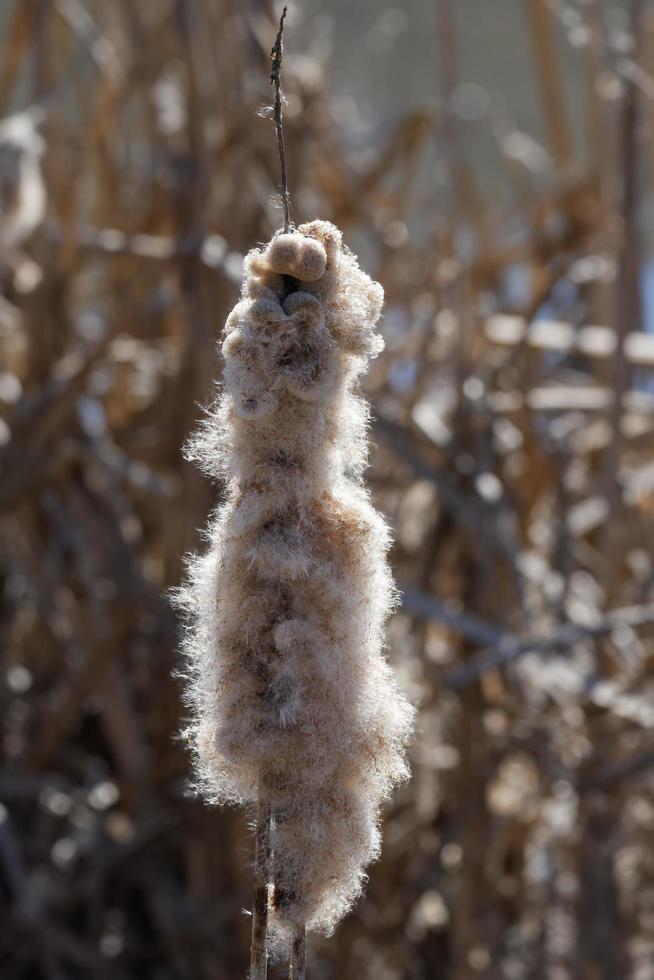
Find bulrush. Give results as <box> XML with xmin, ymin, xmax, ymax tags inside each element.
<box><xmin>178</xmin><ymin>219</ymin><xmax>414</xmax><ymax>942</ymax></box>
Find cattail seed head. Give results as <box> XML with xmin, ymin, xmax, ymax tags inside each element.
<box><xmin>178</xmin><ymin>219</ymin><xmax>414</xmax><ymax>941</ymax></box>
<box><xmin>266</xmin><ymin>232</ymin><xmax>327</xmax><ymax>281</ymax></box>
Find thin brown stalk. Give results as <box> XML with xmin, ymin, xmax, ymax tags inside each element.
<box><xmin>270</xmin><ymin>5</ymin><xmax>290</xmax><ymax>231</ymax></box>
<box><xmin>250</xmin><ymin>797</ymin><xmax>272</xmax><ymax>980</ymax></box>
<box><xmin>526</xmin><ymin>0</ymin><xmax>573</xmax><ymax>169</ymax></box>
<box><xmin>599</xmin><ymin>0</ymin><xmax>643</xmax><ymax>587</ymax></box>
<box><xmin>434</xmin><ymin>0</ymin><xmax>488</xmax><ymax>250</ymax></box>
<box><xmin>289</xmin><ymin>926</ymin><xmax>306</xmax><ymax>980</ymax></box>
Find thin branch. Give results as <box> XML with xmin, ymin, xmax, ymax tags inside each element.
<box><xmin>401</xmin><ymin>586</ymin><xmax>505</xmax><ymax>648</ymax></box>
<box><xmin>270</xmin><ymin>5</ymin><xmax>291</xmax><ymax>232</ymax></box>
<box><xmin>441</xmin><ymin>603</ymin><xmax>654</xmax><ymax>689</ymax></box>
<box><xmin>250</xmin><ymin>797</ymin><xmax>272</xmax><ymax>980</ymax></box>
<box><xmin>580</xmin><ymin>748</ymin><xmax>654</xmax><ymax>791</ymax></box>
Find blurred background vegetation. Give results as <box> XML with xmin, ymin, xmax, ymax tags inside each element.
<box><xmin>1</xmin><ymin>0</ymin><xmax>654</xmax><ymax>977</ymax></box>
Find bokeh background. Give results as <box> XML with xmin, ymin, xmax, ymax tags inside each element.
<box><xmin>2</xmin><ymin>1</ymin><xmax>654</xmax><ymax>977</ymax></box>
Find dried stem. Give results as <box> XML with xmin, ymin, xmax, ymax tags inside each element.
<box><xmin>270</xmin><ymin>5</ymin><xmax>291</xmax><ymax>232</ymax></box>
<box><xmin>250</xmin><ymin>796</ymin><xmax>272</xmax><ymax>980</ymax></box>
<box><xmin>526</xmin><ymin>0</ymin><xmax>573</xmax><ymax>169</ymax></box>
<box><xmin>289</xmin><ymin>926</ymin><xmax>306</xmax><ymax>980</ymax></box>
<box><xmin>599</xmin><ymin>0</ymin><xmax>643</xmax><ymax>587</ymax></box>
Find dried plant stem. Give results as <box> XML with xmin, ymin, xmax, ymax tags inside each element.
<box><xmin>250</xmin><ymin>797</ymin><xmax>272</xmax><ymax>980</ymax></box>
<box><xmin>270</xmin><ymin>5</ymin><xmax>290</xmax><ymax>232</ymax></box>
<box><xmin>434</xmin><ymin>0</ymin><xmax>487</xmax><ymax>251</ymax></box>
<box><xmin>289</xmin><ymin>926</ymin><xmax>306</xmax><ymax>980</ymax></box>
<box><xmin>249</xmin><ymin>15</ymin><xmax>290</xmax><ymax>970</ymax></box>
<box><xmin>526</xmin><ymin>0</ymin><xmax>572</xmax><ymax>168</ymax></box>
<box><xmin>599</xmin><ymin>0</ymin><xmax>643</xmax><ymax>588</ymax></box>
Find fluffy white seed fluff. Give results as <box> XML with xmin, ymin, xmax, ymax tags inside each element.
<box><xmin>178</xmin><ymin>219</ymin><xmax>414</xmax><ymax>939</ymax></box>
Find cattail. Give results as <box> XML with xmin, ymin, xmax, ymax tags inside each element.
<box><xmin>178</xmin><ymin>219</ymin><xmax>414</xmax><ymax>947</ymax></box>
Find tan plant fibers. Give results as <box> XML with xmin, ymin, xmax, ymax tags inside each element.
<box><xmin>179</xmin><ymin>220</ymin><xmax>414</xmax><ymax>939</ymax></box>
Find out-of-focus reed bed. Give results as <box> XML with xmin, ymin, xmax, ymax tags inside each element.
<box><xmin>1</xmin><ymin>1</ymin><xmax>654</xmax><ymax>977</ymax></box>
